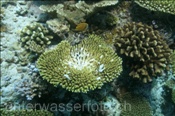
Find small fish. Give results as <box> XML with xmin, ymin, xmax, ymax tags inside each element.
<box><xmin>74</xmin><ymin>23</ymin><xmax>88</xmax><ymax>32</ymax></box>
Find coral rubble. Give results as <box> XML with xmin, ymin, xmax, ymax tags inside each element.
<box><xmin>113</xmin><ymin>22</ymin><xmax>172</xmax><ymax>83</ymax></box>
<box><xmin>19</xmin><ymin>22</ymin><xmax>53</xmax><ymax>53</ymax></box>
<box><xmin>37</xmin><ymin>35</ymin><xmax>122</xmax><ymax>93</ymax></box>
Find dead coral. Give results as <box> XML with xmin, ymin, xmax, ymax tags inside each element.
<box><xmin>113</xmin><ymin>22</ymin><xmax>172</xmax><ymax>83</ymax></box>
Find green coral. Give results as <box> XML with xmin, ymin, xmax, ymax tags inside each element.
<box><xmin>37</xmin><ymin>35</ymin><xmax>122</xmax><ymax>93</ymax></box>
<box><xmin>0</xmin><ymin>109</ymin><xmax>53</xmax><ymax>116</ymax></box>
<box><xmin>20</xmin><ymin>22</ymin><xmax>53</xmax><ymax>53</ymax></box>
<box><xmin>120</xmin><ymin>93</ymin><xmax>152</xmax><ymax>116</ymax></box>
<box><xmin>170</xmin><ymin>50</ymin><xmax>175</xmax><ymax>76</ymax></box>
<box><xmin>134</xmin><ymin>0</ymin><xmax>175</xmax><ymax>15</ymax></box>
<box><xmin>113</xmin><ymin>22</ymin><xmax>172</xmax><ymax>83</ymax></box>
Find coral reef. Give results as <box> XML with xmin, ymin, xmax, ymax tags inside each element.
<box><xmin>87</xmin><ymin>11</ymin><xmax>118</xmax><ymax>29</ymax></box>
<box><xmin>0</xmin><ymin>7</ymin><xmax>7</xmax><ymax>33</ymax></box>
<box><xmin>96</xmin><ymin>95</ymin><xmax>120</xmax><ymax>116</ymax></box>
<box><xmin>37</xmin><ymin>34</ymin><xmax>122</xmax><ymax>93</ymax></box>
<box><xmin>151</xmin><ymin>75</ymin><xmax>166</xmax><ymax>115</ymax></box>
<box><xmin>0</xmin><ymin>109</ymin><xmax>53</xmax><ymax>116</ymax></box>
<box><xmin>165</xmin><ymin>74</ymin><xmax>175</xmax><ymax>104</ymax></box>
<box><xmin>170</xmin><ymin>50</ymin><xmax>175</xmax><ymax>76</ymax></box>
<box><xmin>46</xmin><ymin>18</ymin><xmax>70</xmax><ymax>37</ymax></box>
<box><xmin>75</xmin><ymin>0</ymin><xmax>119</xmax><ymax>14</ymax></box>
<box><xmin>120</xmin><ymin>93</ymin><xmax>152</xmax><ymax>116</ymax></box>
<box><xmin>172</xmin><ymin>89</ymin><xmax>175</xmax><ymax>104</ymax></box>
<box><xmin>113</xmin><ymin>22</ymin><xmax>172</xmax><ymax>83</ymax></box>
<box><xmin>19</xmin><ymin>22</ymin><xmax>53</xmax><ymax>53</ymax></box>
<box><xmin>14</xmin><ymin>64</ymin><xmax>48</xmax><ymax>101</ymax></box>
<box><xmin>134</xmin><ymin>0</ymin><xmax>175</xmax><ymax>15</ymax></box>
<box><xmin>39</xmin><ymin>0</ymin><xmax>119</xmax><ymax>25</ymax></box>
<box><xmin>16</xmin><ymin>50</ymin><xmax>37</xmax><ymax>66</ymax></box>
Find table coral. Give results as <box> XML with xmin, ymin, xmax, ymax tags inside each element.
<box><xmin>37</xmin><ymin>35</ymin><xmax>122</xmax><ymax>93</ymax></box>
<box><xmin>134</xmin><ymin>0</ymin><xmax>175</xmax><ymax>15</ymax></box>
<box><xmin>113</xmin><ymin>22</ymin><xmax>172</xmax><ymax>83</ymax></box>
<box><xmin>20</xmin><ymin>22</ymin><xmax>53</xmax><ymax>53</ymax></box>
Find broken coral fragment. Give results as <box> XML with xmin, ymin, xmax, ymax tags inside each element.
<box><xmin>37</xmin><ymin>35</ymin><xmax>122</xmax><ymax>93</ymax></box>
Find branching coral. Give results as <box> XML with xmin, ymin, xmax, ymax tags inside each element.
<box><xmin>134</xmin><ymin>0</ymin><xmax>175</xmax><ymax>15</ymax></box>
<box><xmin>0</xmin><ymin>110</ymin><xmax>53</xmax><ymax>116</ymax></box>
<box><xmin>37</xmin><ymin>35</ymin><xmax>122</xmax><ymax>93</ymax></box>
<box><xmin>113</xmin><ymin>22</ymin><xmax>172</xmax><ymax>83</ymax></box>
<box><xmin>20</xmin><ymin>22</ymin><xmax>53</xmax><ymax>53</ymax></box>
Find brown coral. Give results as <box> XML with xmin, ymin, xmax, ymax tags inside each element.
<box><xmin>113</xmin><ymin>22</ymin><xmax>172</xmax><ymax>83</ymax></box>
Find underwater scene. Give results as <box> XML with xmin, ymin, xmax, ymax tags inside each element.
<box><xmin>0</xmin><ymin>0</ymin><xmax>175</xmax><ymax>116</ymax></box>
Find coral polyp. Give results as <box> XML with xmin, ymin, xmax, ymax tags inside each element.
<box><xmin>37</xmin><ymin>35</ymin><xmax>122</xmax><ymax>93</ymax></box>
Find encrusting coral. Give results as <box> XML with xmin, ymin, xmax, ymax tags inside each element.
<box><xmin>113</xmin><ymin>22</ymin><xmax>172</xmax><ymax>83</ymax></box>
<box><xmin>37</xmin><ymin>35</ymin><xmax>122</xmax><ymax>93</ymax></box>
<box><xmin>0</xmin><ymin>109</ymin><xmax>53</xmax><ymax>116</ymax></box>
<box><xmin>19</xmin><ymin>22</ymin><xmax>53</xmax><ymax>53</ymax></box>
<box><xmin>134</xmin><ymin>0</ymin><xmax>175</xmax><ymax>15</ymax></box>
